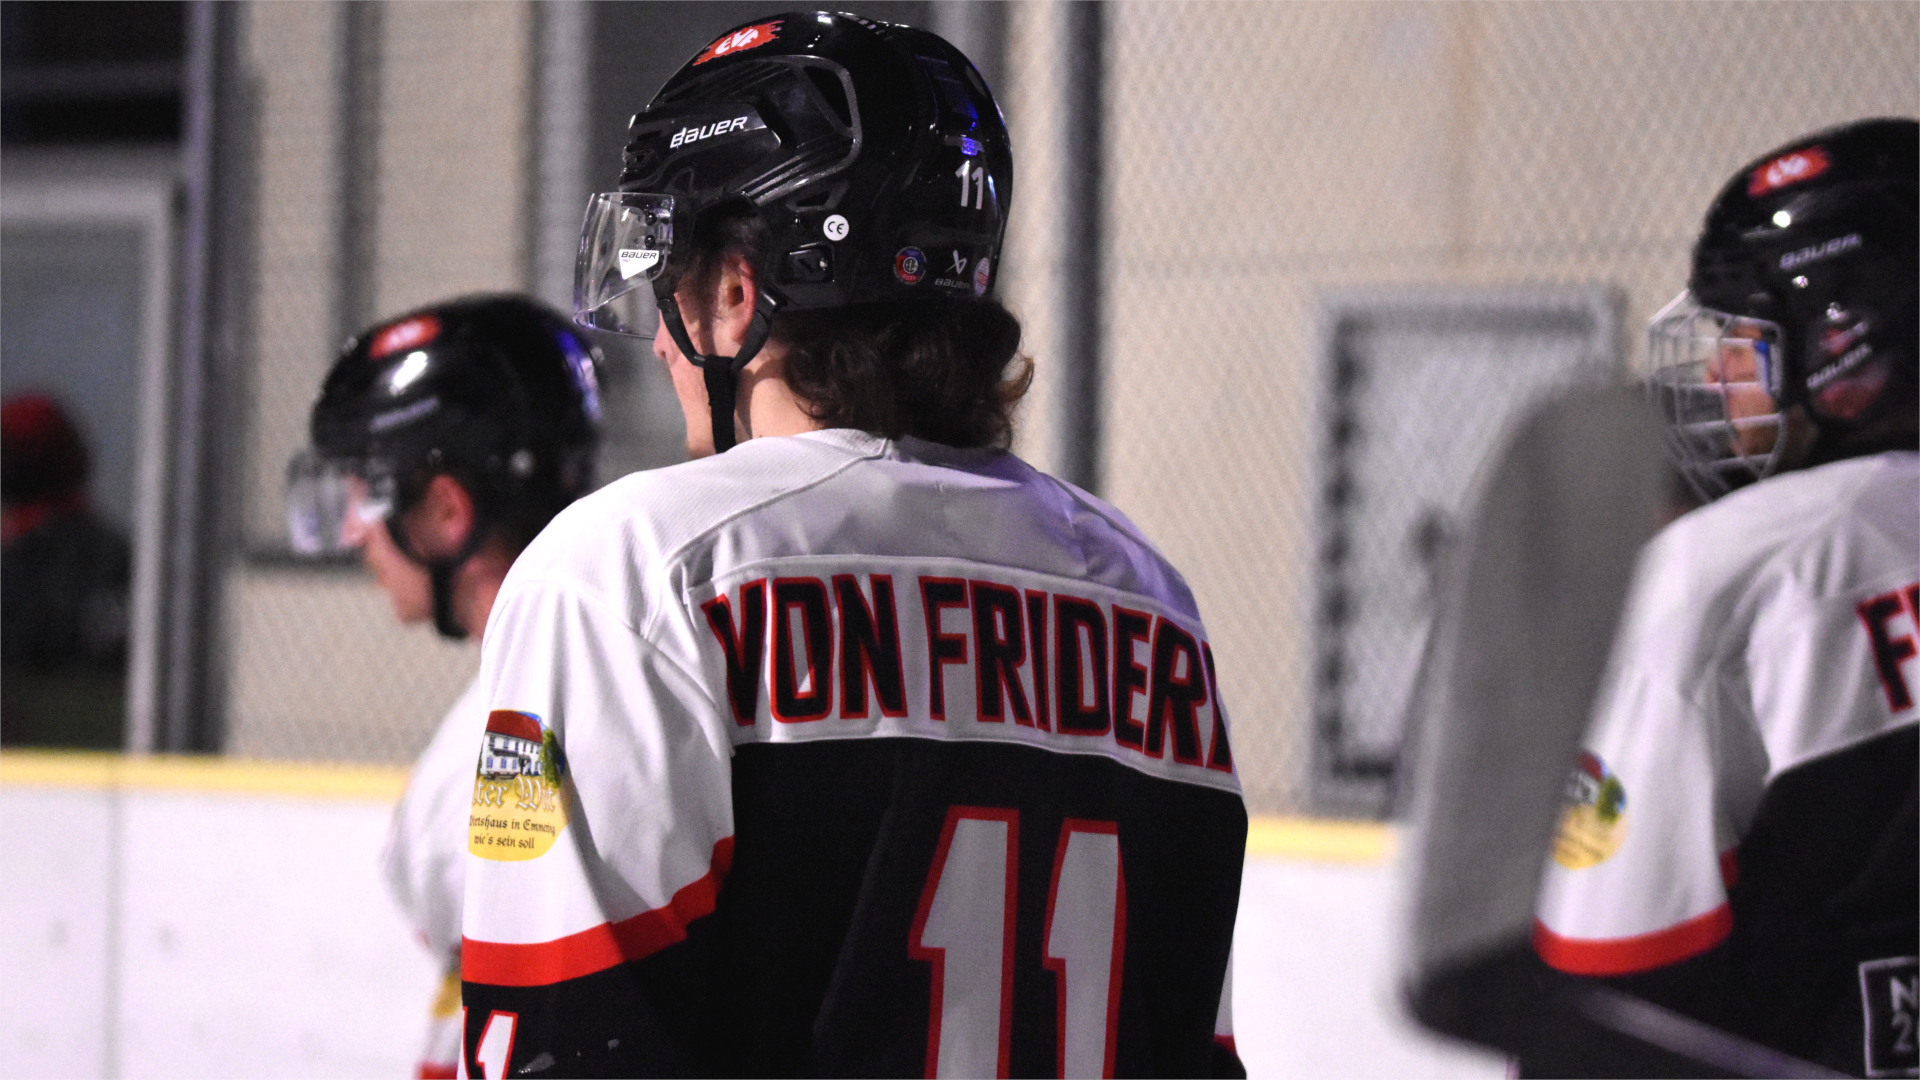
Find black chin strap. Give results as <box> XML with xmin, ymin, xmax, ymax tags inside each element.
<box><xmin>387</xmin><ymin>509</ymin><xmax>492</xmax><ymax>641</ymax></box>
<box><xmin>428</xmin><ymin>563</ymin><xmax>466</xmax><ymax>640</ymax></box>
<box><xmin>658</xmin><ymin>291</ymin><xmax>779</xmax><ymax>454</ymax></box>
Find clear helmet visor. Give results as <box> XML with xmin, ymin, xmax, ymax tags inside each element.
<box><xmin>1646</xmin><ymin>291</ymin><xmax>1788</xmax><ymax>502</ymax></box>
<box><xmin>574</xmin><ymin>192</ymin><xmax>675</xmax><ymax>338</ymax></box>
<box><xmin>285</xmin><ymin>449</ymin><xmax>394</xmax><ymax>556</ymax></box>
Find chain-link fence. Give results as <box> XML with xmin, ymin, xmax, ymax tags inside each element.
<box><xmin>1088</xmin><ymin>0</ymin><xmax>1917</xmax><ymax>814</ymax></box>
<box><xmin>215</xmin><ymin>1</ymin><xmax>1918</xmax><ymax>812</ymax></box>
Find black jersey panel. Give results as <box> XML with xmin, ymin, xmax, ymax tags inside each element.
<box><xmin>461</xmin><ymin>937</ymin><xmax>716</xmax><ymax>1078</ymax></box>
<box><xmin>730</xmin><ymin>736</ymin><xmax>1248</xmax><ymax>1078</ymax></box>
<box><xmin>1723</xmin><ymin>721</ymin><xmax>1917</xmax><ymax>1072</ymax></box>
<box><xmin>465</xmin><ymin>735</ymin><xmax>1245</xmax><ymax>1078</ymax></box>
<box><xmin>1589</xmin><ymin>722</ymin><xmax>1919</xmax><ymax>1077</ymax></box>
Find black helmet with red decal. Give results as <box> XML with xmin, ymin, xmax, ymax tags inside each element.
<box><xmin>575</xmin><ymin>10</ymin><xmax>1013</xmax><ymax>453</ymax></box>
<box><xmin>293</xmin><ymin>294</ymin><xmax>602</xmax><ymax>637</ymax></box>
<box><xmin>1650</xmin><ymin>117</ymin><xmax>1917</xmax><ymax>501</ymax></box>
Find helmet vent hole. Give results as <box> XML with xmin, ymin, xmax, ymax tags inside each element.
<box><xmin>805</xmin><ymin>66</ymin><xmax>853</xmax><ymax>131</ymax></box>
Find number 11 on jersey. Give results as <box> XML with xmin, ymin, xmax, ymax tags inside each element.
<box><xmin>910</xmin><ymin>807</ymin><xmax>1126</xmax><ymax>1079</ymax></box>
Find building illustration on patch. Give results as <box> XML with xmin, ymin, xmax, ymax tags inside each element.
<box><xmin>1553</xmin><ymin>750</ymin><xmax>1628</xmax><ymax>870</ymax></box>
<box><xmin>480</xmin><ymin>709</ymin><xmax>545</xmax><ymax>780</ymax></box>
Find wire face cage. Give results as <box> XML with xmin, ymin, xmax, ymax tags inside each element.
<box><xmin>1646</xmin><ymin>292</ymin><xmax>1790</xmax><ymax>503</ymax></box>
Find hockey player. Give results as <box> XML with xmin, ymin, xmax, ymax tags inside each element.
<box><xmin>292</xmin><ymin>294</ymin><xmax>600</xmax><ymax>1079</ymax></box>
<box><xmin>459</xmin><ymin>12</ymin><xmax>1248</xmax><ymax>1077</ymax></box>
<box><xmin>1531</xmin><ymin>118</ymin><xmax>1918</xmax><ymax>1076</ymax></box>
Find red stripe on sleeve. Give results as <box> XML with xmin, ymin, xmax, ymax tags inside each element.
<box><xmin>1718</xmin><ymin>848</ymin><xmax>1738</xmax><ymax>889</ymax></box>
<box><xmin>463</xmin><ymin>837</ymin><xmax>734</xmax><ymax>987</ymax></box>
<box><xmin>1531</xmin><ymin>903</ymin><xmax>1732</xmax><ymax>976</ymax></box>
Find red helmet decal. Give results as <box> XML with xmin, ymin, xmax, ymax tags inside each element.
<box><xmin>693</xmin><ymin>20</ymin><xmax>782</xmax><ymax>65</ymax></box>
<box><xmin>1748</xmin><ymin>146</ymin><xmax>1831</xmax><ymax>197</ymax></box>
<box><xmin>369</xmin><ymin>314</ymin><xmax>441</xmax><ymax>360</ymax></box>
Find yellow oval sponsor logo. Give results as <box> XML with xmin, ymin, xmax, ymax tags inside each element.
<box><xmin>1553</xmin><ymin>750</ymin><xmax>1627</xmax><ymax>870</ymax></box>
<box><xmin>469</xmin><ymin>710</ymin><xmax>569</xmax><ymax>861</ymax></box>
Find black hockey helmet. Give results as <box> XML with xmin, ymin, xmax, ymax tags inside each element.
<box><xmin>1650</xmin><ymin>117</ymin><xmax>1917</xmax><ymax>500</ymax></box>
<box><xmin>293</xmin><ymin>294</ymin><xmax>602</xmax><ymax>638</ymax></box>
<box><xmin>575</xmin><ymin>10</ymin><xmax>1012</xmax><ymax>453</ymax></box>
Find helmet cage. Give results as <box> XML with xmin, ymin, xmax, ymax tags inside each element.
<box><xmin>1648</xmin><ymin>290</ymin><xmax>1791</xmax><ymax>502</ymax></box>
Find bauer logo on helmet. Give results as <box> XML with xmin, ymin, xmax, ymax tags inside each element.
<box><xmin>668</xmin><ymin>115</ymin><xmax>754</xmax><ymax>149</ymax></box>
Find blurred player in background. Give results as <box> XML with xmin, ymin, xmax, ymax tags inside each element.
<box><xmin>1531</xmin><ymin>118</ymin><xmax>1917</xmax><ymax>1076</ymax></box>
<box><xmin>291</xmin><ymin>295</ymin><xmax>599</xmax><ymax>1079</ymax></box>
<box><xmin>0</xmin><ymin>393</ymin><xmax>130</xmax><ymax>749</ymax></box>
<box><xmin>460</xmin><ymin>11</ymin><xmax>1247</xmax><ymax>1077</ymax></box>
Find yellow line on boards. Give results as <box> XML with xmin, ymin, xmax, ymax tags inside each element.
<box><xmin>0</xmin><ymin>750</ymin><xmax>409</xmax><ymax>801</ymax></box>
<box><xmin>0</xmin><ymin>751</ymin><xmax>1394</xmax><ymax>862</ymax></box>
<box><xmin>1245</xmin><ymin>814</ymin><xmax>1393</xmax><ymax>864</ymax></box>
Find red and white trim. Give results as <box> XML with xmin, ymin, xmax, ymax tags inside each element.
<box><xmin>462</xmin><ymin>838</ymin><xmax>734</xmax><ymax>986</ymax></box>
<box><xmin>1533</xmin><ymin>903</ymin><xmax>1732</xmax><ymax>976</ymax></box>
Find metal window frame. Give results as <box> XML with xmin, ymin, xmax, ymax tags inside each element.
<box><xmin>0</xmin><ymin>176</ymin><xmax>178</xmax><ymax>756</ymax></box>
<box><xmin>1310</xmin><ymin>284</ymin><xmax>1623</xmax><ymax>818</ymax></box>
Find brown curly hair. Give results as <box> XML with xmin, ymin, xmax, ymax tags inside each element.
<box><xmin>674</xmin><ymin>203</ymin><xmax>1032</xmax><ymax>450</ymax></box>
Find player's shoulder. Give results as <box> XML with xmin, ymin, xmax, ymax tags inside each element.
<box><xmin>887</xmin><ymin>436</ymin><xmax>1204</xmax><ymax>616</ymax></box>
<box><xmin>1664</xmin><ymin>452</ymin><xmax>1910</xmax><ymax>552</ymax></box>
<box><xmin>1639</xmin><ymin>451</ymin><xmax>1917</xmax><ymax>612</ymax></box>
<box><xmin>498</xmin><ymin>428</ymin><xmax>1204</xmax><ymax>627</ymax></box>
<box><xmin>499</xmin><ymin>431</ymin><xmax>887</xmax><ymax>610</ymax></box>
<box><xmin>1731</xmin><ymin>449</ymin><xmax>1917</xmax><ymax>514</ymax></box>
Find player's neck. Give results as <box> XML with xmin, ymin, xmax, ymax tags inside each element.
<box><xmin>737</xmin><ymin>343</ymin><xmax>825</xmax><ymax>440</ymax></box>
<box><xmin>461</xmin><ymin>546</ymin><xmax>514</xmax><ymax>643</ymax></box>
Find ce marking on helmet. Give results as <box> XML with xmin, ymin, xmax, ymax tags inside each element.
<box><xmin>823</xmin><ymin>214</ymin><xmax>850</xmax><ymax>242</ymax></box>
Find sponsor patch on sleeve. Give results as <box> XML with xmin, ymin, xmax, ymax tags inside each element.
<box><xmin>470</xmin><ymin>710</ymin><xmax>569</xmax><ymax>861</ymax></box>
<box><xmin>1552</xmin><ymin>751</ymin><xmax>1628</xmax><ymax>870</ymax></box>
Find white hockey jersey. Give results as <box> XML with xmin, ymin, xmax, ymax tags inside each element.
<box><xmin>1534</xmin><ymin>450</ymin><xmax>1918</xmax><ymax>1075</ymax></box>
<box><xmin>460</xmin><ymin>430</ymin><xmax>1247</xmax><ymax>1078</ymax></box>
<box><xmin>382</xmin><ymin>675</ymin><xmax>487</xmax><ymax>1079</ymax></box>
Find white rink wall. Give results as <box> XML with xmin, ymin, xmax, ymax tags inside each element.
<box><xmin>0</xmin><ymin>758</ymin><xmax>437</xmax><ymax>1080</ymax></box>
<box><xmin>0</xmin><ymin>755</ymin><xmax>1502</xmax><ymax>1080</ymax></box>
